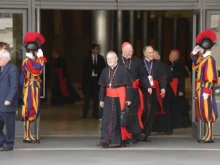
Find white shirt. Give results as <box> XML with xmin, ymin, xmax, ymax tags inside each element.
<box><xmin>91</xmin><ymin>55</ymin><xmax>98</xmax><ymax>76</ymax></box>
<box><xmin>145</xmin><ymin>58</ymin><xmax>151</xmax><ymax>62</ymax></box>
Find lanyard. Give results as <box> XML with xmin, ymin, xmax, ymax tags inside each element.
<box><xmin>108</xmin><ymin>64</ymin><xmax>119</xmax><ymax>87</ymax></box>
<box><xmin>144</xmin><ymin>59</ymin><xmax>153</xmax><ymax>75</ymax></box>
<box><xmin>121</xmin><ymin>55</ymin><xmax>131</xmax><ymax>69</ymax></box>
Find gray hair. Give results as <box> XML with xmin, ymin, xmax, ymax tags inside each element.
<box><xmin>0</xmin><ymin>49</ymin><xmax>11</xmax><ymax>61</ymax></box>
<box><xmin>143</xmin><ymin>45</ymin><xmax>153</xmax><ymax>54</ymax></box>
<box><xmin>106</xmin><ymin>51</ymin><xmax>117</xmax><ymax>58</ymax></box>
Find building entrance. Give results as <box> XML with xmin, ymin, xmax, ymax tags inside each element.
<box><xmin>37</xmin><ymin>10</ymin><xmax>194</xmax><ymax>137</ymax></box>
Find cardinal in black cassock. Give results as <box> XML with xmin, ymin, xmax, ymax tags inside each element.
<box><xmin>98</xmin><ymin>51</ymin><xmax>134</xmax><ymax>148</ymax></box>
<box><xmin>140</xmin><ymin>46</ymin><xmax>167</xmax><ymax>142</ymax></box>
<box><xmin>118</xmin><ymin>42</ymin><xmax>151</xmax><ymax>143</ymax></box>
<box><xmin>168</xmin><ymin>50</ymin><xmax>191</xmax><ymax>129</ymax></box>
<box><xmin>152</xmin><ymin>50</ymin><xmax>174</xmax><ymax>134</ymax></box>
<box><xmin>51</xmin><ymin>49</ymin><xmax>81</xmax><ymax>105</ymax></box>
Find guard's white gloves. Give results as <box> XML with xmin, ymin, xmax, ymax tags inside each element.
<box><xmin>192</xmin><ymin>45</ymin><xmax>200</xmax><ymax>55</ymax></box>
<box><xmin>203</xmin><ymin>93</ymin><xmax>209</xmax><ymax>100</ymax></box>
<box><xmin>37</xmin><ymin>49</ymin><xmax>43</xmax><ymax>58</ymax></box>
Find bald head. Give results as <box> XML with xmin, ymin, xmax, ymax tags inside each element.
<box><xmin>106</xmin><ymin>51</ymin><xmax>118</xmax><ymax>67</ymax></box>
<box><xmin>153</xmin><ymin>50</ymin><xmax>160</xmax><ymax>60</ymax></box>
<box><xmin>122</xmin><ymin>43</ymin><xmax>133</xmax><ymax>59</ymax></box>
<box><xmin>143</xmin><ymin>46</ymin><xmax>154</xmax><ymax>60</ymax></box>
<box><xmin>169</xmin><ymin>50</ymin><xmax>180</xmax><ymax>62</ymax></box>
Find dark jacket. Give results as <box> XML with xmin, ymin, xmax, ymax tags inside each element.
<box><xmin>0</xmin><ymin>62</ymin><xmax>19</xmax><ymax>112</ymax></box>
<box><xmin>82</xmin><ymin>54</ymin><xmax>106</xmax><ymax>86</ymax></box>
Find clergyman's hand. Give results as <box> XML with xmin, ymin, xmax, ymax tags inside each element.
<box><xmin>100</xmin><ymin>101</ymin><xmax>104</xmax><ymax>108</ymax></box>
<box><xmin>126</xmin><ymin>101</ymin><xmax>131</xmax><ymax>106</ymax></box>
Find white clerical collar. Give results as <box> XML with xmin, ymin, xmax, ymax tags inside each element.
<box><xmin>145</xmin><ymin>58</ymin><xmax>150</xmax><ymax>62</ymax></box>
<box><xmin>122</xmin><ymin>54</ymin><xmax>127</xmax><ymax>59</ymax></box>
<box><xmin>110</xmin><ymin>63</ymin><xmax>118</xmax><ymax>69</ymax></box>
<box><xmin>203</xmin><ymin>51</ymin><xmax>211</xmax><ymax>58</ymax></box>
<box><xmin>26</xmin><ymin>53</ymin><xmax>35</xmax><ymax>59</ymax></box>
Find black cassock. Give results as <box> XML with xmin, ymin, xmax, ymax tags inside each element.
<box><xmin>169</xmin><ymin>60</ymin><xmax>191</xmax><ymax>129</ymax></box>
<box><xmin>140</xmin><ymin>59</ymin><xmax>167</xmax><ymax>137</ymax></box>
<box><xmin>51</xmin><ymin>56</ymin><xmax>81</xmax><ymax>106</ymax></box>
<box><xmin>98</xmin><ymin>64</ymin><xmax>134</xmax><ymax>147</ymax></box>
<box><xmin>152</xmin><ymin>62</ymin><xmax>174</xmax><ymax>133</ymax></box>
<box><xmin>118</xmin><ymin>55</ymin><xmax>151</xmax><ymax>136</ymax></box>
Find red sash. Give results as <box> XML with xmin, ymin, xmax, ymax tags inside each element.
<box><xmin>170</xmin><ymin>78</ymin><xmax>178</xmax><ymax>96</ymax></box>
<box><xmin>152</xmin><ymin>80</ymin><xmax>165</xmax><ymax>115</ymax></box>
<box><xmin>55</xmin><ymin>68</ymin><xmax>69</xmax><ymax>96</ymax></box>
<box><xmin>132</xmin><ymin>79</ymin><xmax>144</xmax><ymax>129</ymax></box>
<box><xmin>106</xmin><ymin>87</ymin><xmax>132</xmax><ymax>141</ymax></box>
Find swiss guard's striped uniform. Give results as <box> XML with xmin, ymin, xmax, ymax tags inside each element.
<box><xmin>191</xmin><ymin>29</ymin><xmax>218</xmax><ymax>143</ymax></box>
<box><xmin>20</xmin><ymin>32</ymin><xmax>47</xmax><ymax>143</ymax></box>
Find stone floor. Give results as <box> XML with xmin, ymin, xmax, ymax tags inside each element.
<box><xmin>2</xmin><ymin>79</ymin><xmax>220</xmax><ymax>165</ymax></box>
<box><xmin>1</xmin><ymin>137</ymin><xmax>220</xmax><ymax>165</ymax></box>
<box><xmin>38</xmin><ymin>102</ymin><xmax>192</xmax><ymax>137</ymax></box>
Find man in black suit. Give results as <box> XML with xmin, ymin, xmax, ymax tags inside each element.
<box><xmin>81</xmin><ymin>44</ymin><xmax>106</xmax><ymax>119</ymax></box>
<box><xmin>0</xmin><ymin>50</ymin><xmax>19</xmax><ymax>151</ymax></box>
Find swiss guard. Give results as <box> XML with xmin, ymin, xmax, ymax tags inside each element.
<box><xmin>20</xmin><ymin>32</ymin><xmax>47</xmax><ymax>143</ymax></box>
<box><xmin>191</xmin><ymin>29</ymin><xmax>218</xmax><ymax>143</ymax></box>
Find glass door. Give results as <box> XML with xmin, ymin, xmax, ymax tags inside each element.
<box><xmin>192</xmin><ymin>10</ymin><xmax>203</xmax><ymax>140</ymax></box>
<box><xmin>0</xmin><ymin>9</ymin><xmax>27</xmax><ymax>135</ymax></box>
<box><xmin>34</xmin><ymin>6</ymin><xmax>42</xmax><ymax>141</ymax></box>
<box><xmin>206</xmin><ymin>11</ymin><xmax>220</xmax><ymax>136</ymax></box>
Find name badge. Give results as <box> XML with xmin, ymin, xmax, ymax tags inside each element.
<box><xmin>148</xmin><ymin>75</ymin><xmax>154</xmax><ymax>86</ymax></box>
<box><xmin>171</xmin><ymin>68</ymin><xmax>173</xmax><ymax>71</ymax></box>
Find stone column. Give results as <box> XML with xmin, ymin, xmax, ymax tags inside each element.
<box><xmin>156</xmin><ymin>12</ymin><xmax>164</xmax><ymax>60</ymax></box>
<box><xmin>110</xmin><ymin>11</ymin><xmax>115</xmax><ymax>50</ymax></box>
<box><xmin>142</xmin><ymin>11</ymin><xmax>150</xmax><ymax>48</ymax></box>
<box><xmin>117</xmin><ymin>10</ymin><xmax>123</xmax><ymax>55</ymax></box>
<box><xmin>129</xmin><ymin>11</ymin><xmax>134</xmax><ymax>46</ymax></box>
<box><xmin>172</xmin><ymin>17</ymin><xmax>179</xmax><ymax>49</ymax></box>
<box><xmin>92</xmin><ymin>10</ymin><xmax>111</xmax><ymax>57</ymax></box>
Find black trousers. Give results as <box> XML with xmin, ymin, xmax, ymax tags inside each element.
<box><xmin>82</xmin><ymin>76</ymin><xmax>99</xmax><ymax>117</ymax></box>
<box><xmin>0</xmin><ymin>112</ymin><xmax>16</xmax><ymax>149</ymax></box>
<box><xmin>141</xmin><ymin>88</ymin><xmax>158</xmax><ymax>136</ymax></box>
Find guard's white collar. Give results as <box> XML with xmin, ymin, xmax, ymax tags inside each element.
<box><xmin>203</xmin><ymin>51</ymin><xmax>211</xmax><ymax>58</ymax></box>
<box><xmin>26</xmin><ymin>53</ymin><xmax>35</xmax><ymax>59</ymax></box>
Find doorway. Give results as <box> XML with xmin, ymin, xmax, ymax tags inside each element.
<box><xmin>38</xmin><ymin>9</ymin><xmax>194</xmax><ymax>137</ymax></box>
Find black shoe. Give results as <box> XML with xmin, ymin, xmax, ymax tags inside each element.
<box><xmin>197</xmin><ymin>139</ymin><xmax>214</xmax><ymax>143</ymax></box>
<box><xmin>102</xmin><ymin>142</ymin><xmax>109</xmax><ymax>148</ymax></box>
<box><xmin>0</xmin><ymin>146</ymin><xmax>13</xmax><ymax>151</ymax></box>
<box><xmin>164</xmin><ymin>130</ymin><xmax>173</xmax><ymax>135</ymax></box>
<box><xmin>96</xmin><ymin>141</ymin><xmax>103</xmax><ymax>146</ymax></box>
<box><xmin>23</xmin><ymin>139</ymin><xmax>40</xmax><ymax>143</ymax></box>
<box><xmin>81</xmin><ymin>115</ymin><xmax>87</xmax><ymax>119</ymax></box>
<box><xmin>132</xmin><ymin>135</ymin><xmax>139</xmax><ymax>144</ymax></box>
<box><xmin>23</xmin><ymin>139</ymin><xmax>33</xmax><ymax>143</ymax></box>
<box><xmin>143</xmin><ymin>136</ymin><xmax>151</xmax><ymax>142</ymax></box>
<box><xmin>121</xmin><ymin>141</ymin><xmax>127</xmax><ymax>147</ymax></box>
<box><xmin>93</xmin><ymin>115</ymin><xmax>99</xmax><ymax>119</ymax></box>
<box><xmin>132</xmin><ymin>138</ymin><xmax>138</xmax><ymax>144</ymax></box>
<box><xmin>34</xmin><ymin>140</ymin><xmax>40</xmax><ymax>143</ymax></box>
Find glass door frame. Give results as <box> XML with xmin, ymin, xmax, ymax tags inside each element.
<box><xmin>0</xmin><ymin>9</ymin><xmax>27</xmax><ymax>136</ymax></box>
<box><xmin>206</xmin><ymin>10</ymin><xmax>220</xmax><ymax>28</ymax></box>
<box><xmin>0</xmin><ymin>9</ymin><xmax>27</xmax><ymax>59</ymax></box>
<box><xmin>192</xmin><ymin>10</ymin><xmax>203</xmax><ymax>140</ymax></box>
<box><xmin>206</xmin><ymin>10</ymin><xmax>220</xmax><ymax>136</ymax></box>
